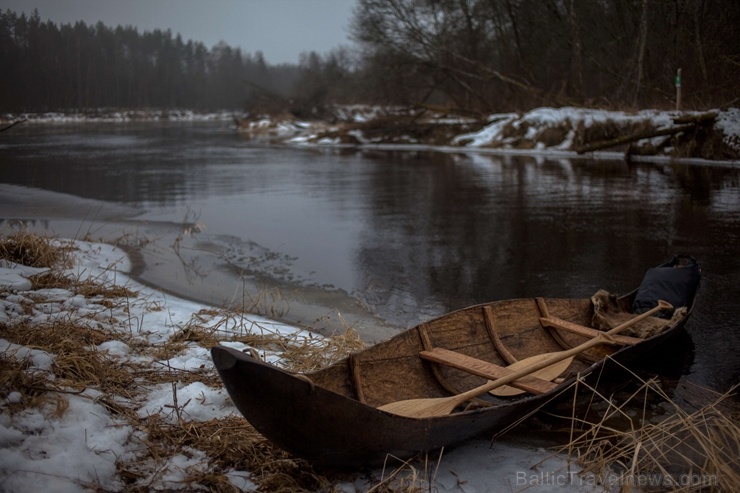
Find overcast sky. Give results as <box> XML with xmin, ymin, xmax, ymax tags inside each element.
<box><xmin>0</xmin><ymin>0</ymin><xmax>357</xmax><ymax>64</ymax></box>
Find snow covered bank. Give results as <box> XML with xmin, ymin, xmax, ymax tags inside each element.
<box><xmin>0</xmin><ymin>233</ymin><xmax>611</xmax><ymax>492</ymax></box>
<box><xmin>1</xmin><ymin>109</ymin><xmax>239</xmax><ymax>124</ymax></box>
<box><xmin>5</xmin><ymin>105</ymin><xmax>738</xmax><ymax>162</ymax></box>
<box><xmin>246</xmin><ymin>105</ymin><xmax>740</xmax><ymax>164</ymax></box>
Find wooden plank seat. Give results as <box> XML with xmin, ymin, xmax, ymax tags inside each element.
<box><xmin>419</xmin><ymin>347</ymin><xmax>558</xmax><ymax>395</ymax></box>
<box><xmin>539</xmin><ymin>316</ymin><xmax>642</xmax><ymax>345</ymax></box>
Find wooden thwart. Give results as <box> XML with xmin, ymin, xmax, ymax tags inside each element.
<box><xmin>379</xmin><ymin>300</ymin><xmax>673</xmax><ymax>418</ymax></box>
<box><xmin>539</xmin><ymin>316</ymin><xmax>642</xmax><ymax>345</ymax></box>
<box><xmin>420</xmin><ymin>347</ymin><xmax>557</xmax><ymax>395</ymax></box>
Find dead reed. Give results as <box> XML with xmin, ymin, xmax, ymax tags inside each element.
<box><xmin>135</xmin><ymin>415</ymin><xmax>334</xmax><ymax>492</ymax></box>
<box><xmin>366</xmin><ymin>452</ymin><xmax>445</xmax><ymax>493</ymax></box>
<box><xmin>172</xmin><ymin>305</ymin><xmax>367</xmax><ymax>373</ymax></box>
<box><xmin>0</xmin><ymin>230</ymin><xmax>72</xmax><ymax>268</ymax></box>
<box><xmin>29</xmin><ymin>269</ymin><xmax>138</xmax><ymax>299</ymax></box>
<box><xmin>0</xmin><ymin>346</ymin><xmax>68</xmax><ymax>413</ymax></box>
<box><xmin>1</xmin><ymin>319</ymin><xmax>142</xmax><ymax>418</ymax></box>
<box><xmin>558</xmin><ymin>363</ymin><xmax>740</xmax><ymax>492</ymax></box>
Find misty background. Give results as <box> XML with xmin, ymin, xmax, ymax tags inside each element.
<box><xmin>1</xmin><ymin>0</ymin><xmax>738</xmax><ymax>115</ymax></box>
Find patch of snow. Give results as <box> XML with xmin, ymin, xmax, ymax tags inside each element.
<box><xmin>716</xmin><ymin>108</ymin><xmax>740</xmax><ymax>152</ymax></box>
<box><xmin>0</xmin><ymin>261</ymin><xmax>48</xmax><ymax>292</ymax></box>
<box><xmin>0</xmin><ymin>395</ymin><xmax>130</xmax><ymax>492</ymax></box>
<box><xmin>1</xmin><ymin>339</ymin><xmax>54</xmax><ymax>370</ymax></box>
<box><xmin>452</xmin><ymin>113</ymin><xmax>518</xmax><ymax>146</ymax></box>
<box><xmin>1</xmin><ymin>109</ymin><xmax>237</xmax><ymax>124</ymax></box>
<box><xmin>137</xmin><ymin>382</ymin><xmax>235</xmax><ymax>423</ymax></box>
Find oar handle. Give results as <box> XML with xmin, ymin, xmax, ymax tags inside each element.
<box><xmin>456</xmin><ymin>300</ymin><xmax>673</xmax><ymax>402</ymax></box>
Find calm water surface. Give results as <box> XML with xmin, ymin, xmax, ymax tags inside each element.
<box><xmin>1</xmin><ymin>122</ymin><xmax>739</xmax><ymax>396</ymax></box>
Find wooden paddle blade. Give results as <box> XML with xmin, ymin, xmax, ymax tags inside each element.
<box><xmin>378</xmin><ymin>396</ymin><xmax>460</xmax><ymax>418</ymax></box>
<box><xmin>489</xmin><ymin>357</ymin><xmax>573</xmax><ymax>397</ymax></box>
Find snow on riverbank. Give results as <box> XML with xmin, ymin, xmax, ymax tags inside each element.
<box><xmin>282</xmin><ymin>106</ymin><xmax>740</xmax><ymax>163</ymax></box>
<box><xmin>0</xmin><ymin>236</ymin><xmax>609</xmax><ymax>492</ymax></box>
<box><xmin>1</xmin><ymin>108</ymin><xmax>239</xmax><ymax>123</ymax></box>
<box><xmin>4</xmin><ymin>105</ymin><xmax>739</xmax><ymax>162</ymax></box>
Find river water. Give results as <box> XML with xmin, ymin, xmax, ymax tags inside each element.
<box><xmin>1</xmin><ymin>121</ymin><xmax>739</xmax><ymax>397</ymax></box>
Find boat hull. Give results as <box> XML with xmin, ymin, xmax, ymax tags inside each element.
<box><xmin>212</xmin><ymin>256</ymin><xmax>700</xmax><ymax>468</ymax></box>
<box><xmin>212</xmin><ymin>345</ymin><xmax>553</xmax><ymax>468</ymax></box>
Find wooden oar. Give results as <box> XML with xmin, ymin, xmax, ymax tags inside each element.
<box><xmin>379</xmin><ymin>300</ymin><xmax>672</xmax><ymax>418</ymax></box>
<box><xmin>488</xmin><ymin>358</ymin><xmax>572</xmax><ymax>397</ymax></box>
<box><xmin>490</xmin><ymin>311</ymin><xmax>645</xmax><ymax>397</ymax></box>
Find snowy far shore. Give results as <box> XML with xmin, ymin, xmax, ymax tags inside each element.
<box><xmin>3</xmin><ymin>106</ymin><xmax>739</xmax><ymax>165</ymax></box>
<box><xmin>1</xmin><ymin>108</ymin><xmax>239</xmax><ymax>123</ymax></box>
<box><xmin>242</xmin><ymin>105</ymin><xmax>740</xmax><ymax>165</ymax></box>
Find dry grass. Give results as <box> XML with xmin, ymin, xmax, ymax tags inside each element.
<box><xmin>0</xmin><ymin>230</ymin><xmax>73</xmax><ymax>268</ymax></box>
<box><xmin>557</xmin><ymin>363</ymin><xmax>740</xmax><ymax>492</ymax></box>
<box><xmin>0</xmin><ymin>347</ymin><xmax>69</xmax><ymax>413</ymax></box>
<box><xmin>0</xmin><ymin>231</ymin><xmax>373</xmax><ymax>492</ymax></box>
<box><xmin>0</xmin><ymin>319</ymin><xmax>142</xmax><ymax>419</ymax></box>
<box><xmin>171</xmin><ymin>306</ymin><xmax>367</xmax><ymax>374</ymax></box>
<box><xmin>124</xmin><ymin>414</ymin><xmax>333</xmax><ymax>492</ymax></box>
<box><xmin>29</xmin><ymin>269</ymin><xmax>138</xmax><ymax>299</ymax></box>
<box><xmin>0</xmin><ymin>316</ymin><xmax>335</xmax><ymax>491</ymax></box>
<box><xmin>242</xmin><ymin>287</ymin><xmax>290</xmax><ymax>320</ymax></box>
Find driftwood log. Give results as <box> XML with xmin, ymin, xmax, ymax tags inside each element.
<box><xmin>0</xmin><ymin>120</ymin><xmax>26</xmax><ymax>133</ymax></box>
<box><xmin>576</xmin><ymin>111</ymin><xmax>718</xmax><ymax>154</ymax></box>
<box><xmin>672</xmin><ymin>111</ymin><xmax>719</xmax><ymax>125</ymax></box>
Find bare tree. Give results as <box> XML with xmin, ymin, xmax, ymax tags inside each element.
<box><xmin>567</xmin><ymin>0</ymin><xmax>583</xmax><ymax>98</ymax></box>
<box><xmin>633</xmin><ymin>0</ymin><xmax>649</xmax><ymax>106</ymax></box>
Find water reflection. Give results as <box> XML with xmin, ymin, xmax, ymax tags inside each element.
<box><xmin>1</xmin><ymin>122</ymin><xmax>739</xmax><ymax>394</ymax></box>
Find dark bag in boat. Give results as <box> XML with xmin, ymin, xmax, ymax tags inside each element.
<box><xmin>632</xmin><ymin>255</ymin><xmax>701</xmax><ymax>317</ymax></box>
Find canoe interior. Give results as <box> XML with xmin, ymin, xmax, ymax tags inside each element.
<box><xmin>307</xmin><ymin>294</ymin><xmax>635</xmax><ymax>409</ymax></box>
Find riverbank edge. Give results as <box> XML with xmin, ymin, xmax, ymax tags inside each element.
<box><xmin>3</xmin><ymin>105</ymin><xmax>739</xmax><ymax>165</ymax></box>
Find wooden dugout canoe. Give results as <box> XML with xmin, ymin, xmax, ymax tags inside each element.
<box><xmin>211</xmin><ymin>256</ymin><xmax>700</xmax><ymax>469</ymax></box>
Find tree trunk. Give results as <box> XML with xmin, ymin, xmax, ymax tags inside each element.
<box><xmin>568</xmin><ymin>0</ymin><xmax>583</xmax><ymax>98</ymax></box>
<box><xmin>633</xmin><ymin>0</ymin><xmax>649</xmax><ymax>106</ymax></box>
<box><xmin>693</xmin><ymin>1</ymin><xmax>709</xmax><ymax>86</ymax></box>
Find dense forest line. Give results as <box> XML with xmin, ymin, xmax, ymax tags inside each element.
<box><xmin>0</xmin><ymin>9</ymin><xmax>356</xmax><ymax>114</ymax></box>
<box><xmin>2</xmin><ymin>2</ymin><xmax>739</xmax><ymax>116</ymax></box>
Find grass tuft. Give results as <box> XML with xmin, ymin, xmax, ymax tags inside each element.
<box><xmin>0</xmin><ymin>230</ymin><xmax>72</xmax><ymax>268</ymax></box>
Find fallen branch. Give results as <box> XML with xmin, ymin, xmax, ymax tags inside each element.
<box><xmin>576</xmin><ymin>123</ymin><xmax>696</xmax><ymax>154</ymax></box>
<box><xmin>0</xmin><ymin>119</ymin><xmax>26</xmax><ymax>133</ymax></box>
<box><xmin>672</xmin><ymin>111</ymin><xmax>718</xmax><ymax>125</ymax></box>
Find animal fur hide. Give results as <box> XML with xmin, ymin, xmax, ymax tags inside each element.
<box><xmin>590</xmin><ymin>289</ymin><xmax>686</xmax><ymax>338</ymax></box>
